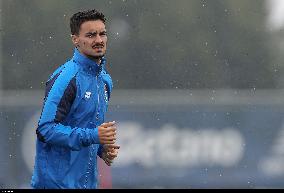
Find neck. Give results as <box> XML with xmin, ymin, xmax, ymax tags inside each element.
<box><xmin>88</xmin><ymin>56</ymin><xmax>101</xmax><ymax>65</ymax></box>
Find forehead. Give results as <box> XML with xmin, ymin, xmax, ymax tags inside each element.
<box><xmin>79</xmin><ymin>20</ymin><xmax>106</xmax><ymax>33</ymax></box>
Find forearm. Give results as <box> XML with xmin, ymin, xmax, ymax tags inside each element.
<box><xmin>37</xmin><ymin>122</ymin><xmax>100</xmax><ymax>151</ymax></box>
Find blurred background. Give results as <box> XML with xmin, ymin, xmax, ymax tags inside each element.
<box><xmin>1</xmin><ymin>0</ymin><xmax>284</xmax><ymax>189</ymax></box>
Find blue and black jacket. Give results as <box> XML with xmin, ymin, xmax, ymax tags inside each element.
<box><xmin>31</xmin><ymin>48</ymin><xmax>113</xmax><ymax>189</ymax></box>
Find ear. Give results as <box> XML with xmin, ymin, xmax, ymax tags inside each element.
<box><xmin>71</xmin><ymin>34</ymin><xmax>79</xmax><ymax>46</ymax></box>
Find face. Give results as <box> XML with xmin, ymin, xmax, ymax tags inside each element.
<box><xmin>72</xmin><ymin>20</ymin><xmax>107</xmax><ymax>62</ymax></box>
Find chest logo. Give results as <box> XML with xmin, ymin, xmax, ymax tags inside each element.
<box><xmin>85</xmin><ymin>91</ymin><xmax>92</xmax><ymax>99</ymax></box>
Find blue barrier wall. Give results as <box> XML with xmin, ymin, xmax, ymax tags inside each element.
<box><xmin>1</xmin><ymin>90</ymin><xmax>284</xmax><ymax>188</ymax></box>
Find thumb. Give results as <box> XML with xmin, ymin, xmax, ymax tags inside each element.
<box><xmin>106</xmin><ymin>144</ymin><xmax>120</xmax><ymax>150</ymax></box>
<box><xmin>100</xmin><ymin>121</ymin><xmax>116</xmax><ymax>128</ymax></box>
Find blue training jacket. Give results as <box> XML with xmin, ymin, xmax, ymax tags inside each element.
<box><xmin>31</xmin><ymin>48</ymin><xmax>113</xmax><ymax>189</ymax></box>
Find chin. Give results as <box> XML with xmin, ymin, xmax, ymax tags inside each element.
<box><xmin>90</xmin><ymin>54</ymin><xmax>105</xmax><ymax>60</ymax></box>
<box><xmin>95</xmin><ymin>54</ymin><xmax>105</xmax><ymax>58</ymax></box>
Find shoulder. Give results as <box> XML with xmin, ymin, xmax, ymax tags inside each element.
<box><xmin>101</xmin><ymin>68</ymin><xmax>113</xmax><ymax>88</ymax></box>
<box><xmin>101</xmin><ymin>66</ymin><xmax>112</xmax><ymax>81</ymax></box>
<box><xmin>45</xmin><ymin>60</ymin><xmax>79</xmax><ymax>97</ymax></box>
<box><xmin>47</xmin><ymin>60</ymin><xmax>79</xmax><ymax>84</ymax></box>
<box><xmin>58</xmin><ymin>61</ymin><xmax>79</xmax><ymax>80</ymax></box>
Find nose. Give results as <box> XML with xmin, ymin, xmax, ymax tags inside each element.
<box><xmin>94</xmin><ymin>34</ymin><xmax>103</xmax><ymax>43</ymax></box>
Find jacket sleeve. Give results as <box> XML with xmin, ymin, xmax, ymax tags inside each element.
<box><xmin>36</xmin><ymin>67</ymin><xmax>100</xmax><ymax>151</ymax></box>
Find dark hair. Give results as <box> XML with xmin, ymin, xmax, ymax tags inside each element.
<box><xmin>70</xmin><ymin>9</ymin><xmax>106</xmax><ymax>35</ymax></box>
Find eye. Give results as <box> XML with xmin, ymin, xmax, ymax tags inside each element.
<box><xmin>100</xmin><ymin>31</ymin><xmax>107</xmax><ymax>36</ymax></box>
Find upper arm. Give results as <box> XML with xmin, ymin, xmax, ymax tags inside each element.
<box><xmin>38</xmin><ymin>65</ymin><xmax>78</xmax><ymax>126</ymax></box>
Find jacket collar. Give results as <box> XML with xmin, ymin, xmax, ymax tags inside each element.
<box><xmin>72</xmin><ymin>48</ymin><xmax>106</xmax><ymax>75</ymax></box>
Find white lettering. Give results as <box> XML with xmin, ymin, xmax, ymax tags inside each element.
<box><xmin>115</xmin><ymin>122</ymin><xmax>244</xmax><ymax>168</ymax></box>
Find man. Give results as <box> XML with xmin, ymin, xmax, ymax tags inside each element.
<box><xmin>31</xmin><ymin>9</ymin><xmax>120</xmax><ymax>189</ymax></box>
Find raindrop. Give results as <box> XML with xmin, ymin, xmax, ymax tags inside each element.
<box><xmin>214</xmin><ymin>50</ymin><xmax>218</xmax><ymax>56</ymax></box>
<box><xmin>225</xmin><ymin>60</ymin><xmax>229</xmax><ymax>66</ymax></box>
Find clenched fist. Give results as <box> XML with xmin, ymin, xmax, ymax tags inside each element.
<box><xmin>98</xmin><ymin>121</ymin><xmax>117</xmax><ymax>144</ymax></box>
<box><xmin>101</xmin><ymin>144</ymin><xmax>120</xmax><ymax>166</ymax></box>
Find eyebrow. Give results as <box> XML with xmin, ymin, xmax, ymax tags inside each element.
<box><xmin>85</xmin><ymin>30</ymin><xmax>107</xmax><ymax>36</ymax></box>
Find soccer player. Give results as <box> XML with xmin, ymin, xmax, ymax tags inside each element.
<box><xmin>31</xmin><ymin>9</ymin><xmax>120</xmax><ymax>189</ymax></box>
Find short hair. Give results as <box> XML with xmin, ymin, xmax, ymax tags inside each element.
<box><xmin>70</xmin><ymin>9</ymin><xmax>106</xmax><ymax>35</ymax></box>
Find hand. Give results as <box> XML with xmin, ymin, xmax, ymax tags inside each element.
<box><xmin>101</xmin><ymin>144</ymin><xmax>120</xmax><ymax>166</ymax></box>
<box><xmin>98</xmin><ymin>121</ymin><xmax>117</xmax><ymax>144</ymax></box>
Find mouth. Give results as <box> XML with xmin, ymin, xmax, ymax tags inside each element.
<box><xmin>92</xmin><ymin>45</ymin><xmax>104</xmax><ymax>51</ymax></box>
<box><xmin>93</xmin><ymin>48</ymin><xmax>104</xmax><ymax>54</ymax></box>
